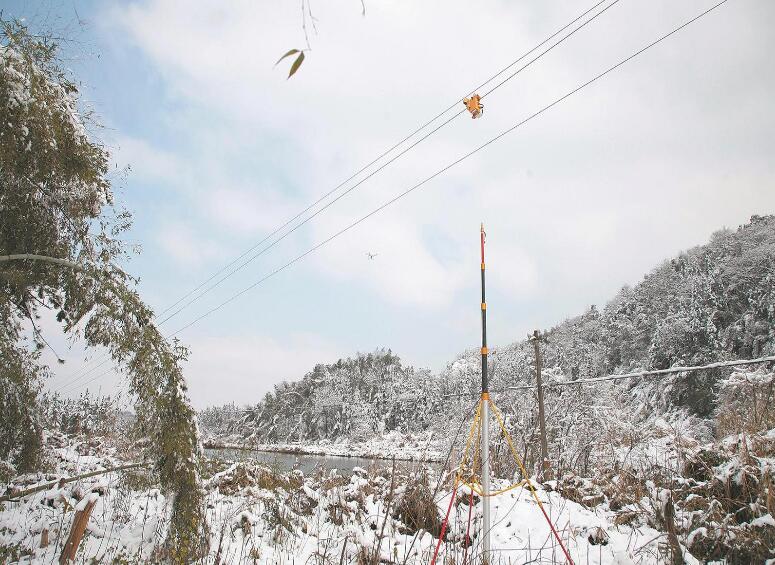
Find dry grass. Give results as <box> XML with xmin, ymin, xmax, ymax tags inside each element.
<box><xmin>393</xmin><ymin>473</ymin><xmax>441</xmax><ymax>537</ymax></box>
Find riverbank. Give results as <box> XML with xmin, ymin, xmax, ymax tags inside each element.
<box><xmin>203</xmin><ymin>430</ymin><xmax>444</xmax><ymax>463</ymax></box>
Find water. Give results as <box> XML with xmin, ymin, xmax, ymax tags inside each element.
<box><xmin>204</xmin><ymin>447</ymin><xmax>433</xmax><ymax>475</ymax></box>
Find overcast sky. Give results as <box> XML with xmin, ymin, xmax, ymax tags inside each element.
<box><xmin>8</xmin><ymin>0</ymin><xmax>774</xmax><ymax>408</ymax></box>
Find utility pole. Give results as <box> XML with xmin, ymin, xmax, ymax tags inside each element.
<box><xmin>479</xmin><ymin>224</ymin><xmax>491</xmax><ymax>562</ymax></box>
<box><xmin>530</xmin><ymin>329</ymin><xmax>551</xmax><ymax>482</ymax></box>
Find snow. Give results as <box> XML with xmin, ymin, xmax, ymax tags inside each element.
<box><xmin>1</xmin><ymin>446</ymin><xmax>671</xmax><ymax>564</ymax></box>
<box><xmin>686</xmin><ymin>527</ymin><xmax>707</xmax><ymax>546</ymax></box>
<box><xmin>7</xmin><ymin>381</ymin><xmax>774</xmax><ymax>563</ymax></box>
<box><xmin>751</xmin><ymin>514</ymin><xmax>775</xmax><ymax>528</ymax></box>
<box><xmin>74</xmin><ymin>492</ymin><xmax>99</xmax><ymax>511</ymax></box>
<box><xmin>432</xmin><ymin>479</ymin><xmax>666</xmax><ymax>564</ymax></box>
<box><xmin>1</xmin><ymin>43</ymin><xmax>89</xmax><ymax>143</ymax></box>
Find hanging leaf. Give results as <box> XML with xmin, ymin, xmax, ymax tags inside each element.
<box><xmin>287</xmin><ymin>51</ymin><xmax>305</xmax><ymax>79</ymax></box>
<box><xmin>275</xmin><ymin>49</ymin><xmax>300</xmax><ymax>66</ymax></box>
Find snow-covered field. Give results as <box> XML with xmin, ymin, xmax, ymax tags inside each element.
<box><xmin>3</xmin><ymin>419</ymin><xmax>775</xmax><ymax>564</ymax></box>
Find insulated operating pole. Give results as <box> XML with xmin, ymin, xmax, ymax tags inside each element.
<box><xmin>480</xmin><ymin>223</ymin><xmax>491</xmax><ymax>562</ymax></box>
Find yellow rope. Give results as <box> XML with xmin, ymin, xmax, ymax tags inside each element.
<box><xmin>461</xmin><ymin>403</ymin><xmax>528</xmax><ymax>498</ymax></box>
<box><xmin>488</xmin><ymin>399</ymin><xmax>554</xmax><ymax>515</ymax></box>
<box><xmin>446</xmin><ymin>396</ymin><xmax>539</xmax><ymax>500</ymax></box>
<box><xmin>461</xmin><ymin>479</ymin><xmax>528</xmax><ymax>497</ymax></box>
<box><xmin>471</xmin><ymin>403</ymin><xmax>482</xmax><ymax>481</ymax></box>
<box><xmin>457</xmin><ymin>399</ymin><xmax>482</xmax><ymax>483</ymax></box>
<box><xmin>443</xmin><ymin>397</ymin><xmax>572</xmax><ymax>562</ymax></box>
<box><xmin>464</xmin><ymin>481</ymin><xmax>484</xmax><ymax>496</ymax></box>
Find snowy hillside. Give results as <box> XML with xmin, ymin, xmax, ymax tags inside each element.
<box><xmin>200</xmin><ymin>215</ymin><xmax>775</xmax><ymax>468</ymax></box>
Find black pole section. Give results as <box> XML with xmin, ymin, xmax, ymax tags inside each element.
<box><xmin>480</xmin><ymin>224</ymin><xmax>488</xmax><ymax>393</ymax></box>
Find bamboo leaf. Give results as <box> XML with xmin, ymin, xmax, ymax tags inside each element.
<box><xmin>275</xmin><ymin>49</ymin><xmax>300</xmax><ymax>66</ymax></box>
<box><xmin>287</xmin><ymin>51</ymin><xmax>305</xmax><ymax>78</ymax></box>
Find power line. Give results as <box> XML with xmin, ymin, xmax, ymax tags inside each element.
<box><xmin>55</xmin><ymin>357</ymin><xmax>114</xmax><ymax>392</ymax></box>
<box><xmin>153</xmin><ymin>0</ymin><xmax>622</xmax><ymax>327</ymax></box>
<box><xmin>508</xmin><ymin>354</ymin><xmax>775</xmax><ymax>391</ymax></box>
<box><xmin>53</xmin><ymin>0</ymin><xmax>621</xmax><ymax>393</ymax></box>
<box><xmin>437</xmin><ymin>354</ymin><xmax>775</xmax><ymax>397</ymax></box>
<box><xmin>154</xmin><ymin>0</ymin><xmax>615</xmax><ymax>321</ymax></box>
<box><xmin>58</xmin><ymin>0</ymin><xmax>732</xmax><ymax>396</ymax></box>
<box><xmin>147</xmin><ymin>355</ymin><xmax>775</xmax><ymax>423</ymax></box>
<box><xmin>169</xmin><ymin>0</ymin><xmax>730</xmax><ymax>337</ymax></box>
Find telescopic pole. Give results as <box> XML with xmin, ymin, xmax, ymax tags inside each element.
<box><xmin>480</xmin><ymin>223</ymin><xmax>491</xmax><ymax>561</ymax></box>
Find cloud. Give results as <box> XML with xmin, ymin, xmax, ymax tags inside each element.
<box><xmin>157</xmin><ymin>222</ymin><xmax>222</xmax><ymax>267</ymax></box>
<box><xmin>182</xmin><ymin>333</ymin><xmax>341</xmax><ymax>408</ymax></box>
<box><xmin>204</xmin><ymin>186</ymin><xmax>298</xmax><ymax>235</ymax></box>
<box><xmin>108</xmin><ymin>0</ymin><xmax>775</xmax><ymax>311</ymax></box>
<box><xmin>112</xmin><ymin>135</ymin><xmax>181</xmax><ymax>185</ymax></box>
<box><xmin>309</xmin><ymin>213</ymin><xmax>467</xmax><ymax>308</ymax></box>
<box><xmin>91</xmin><ymin>0</ymin><xmax>775</xmax><ymax>388</ymax></box>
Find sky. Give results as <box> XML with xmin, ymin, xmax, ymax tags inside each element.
<box><xmin>6</xmin><ymin>0</ymin><xmax>774</xmax><ymax>408</ymax></box>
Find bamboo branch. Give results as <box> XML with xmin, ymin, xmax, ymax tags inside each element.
<box><xmin>0</xmin><ymin>253</ymin><xmax>84</xmax><ymax>271</ymax></box>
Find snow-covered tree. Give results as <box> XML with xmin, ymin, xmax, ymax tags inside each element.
<box><xmin>0</xmin><ymin>21</ymin><xmax>207</xmax><ymax>559</ymax></box>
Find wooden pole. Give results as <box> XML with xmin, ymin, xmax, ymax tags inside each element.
<box><xmin>59</xmin><ymin>496</ymin><xmax>98</xmax><ymax>564</ymax></box>
<box><xmin>531</xmin><ymin>330</ymin><xmax>551</xmax><ymax>481</ymax></box>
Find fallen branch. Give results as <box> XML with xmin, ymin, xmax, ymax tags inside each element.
<box><xmin>1</xmin><ymin>462</ymin><xmax>148</xmax><ymax>503</ymax></box>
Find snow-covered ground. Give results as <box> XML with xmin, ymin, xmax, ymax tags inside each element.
<box><xmin>3</xmin><ymin>423</ymin><xmax>774</xmax><ymax>564</ymax></box>
<box><xmin>0</xmin><ymin>438</ymin><xmax>686</xmax><ymax>564</ymax></box>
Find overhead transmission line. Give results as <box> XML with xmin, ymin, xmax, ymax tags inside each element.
<box><xmin>442</xmin><ymin>354</ymin><xmax>775</xmax><ymax>397</ymax></box>
<box><xmin>58</xmin><ymin>0</ymin><xmax>731</xmax><ymax>396</ymax></box>
<box><xmin>506</xmin><ymin>355</ymin><xmax>775</xmax><ymax>391</ymax></box>
<box><xmin>156</xmin><ymin>0</ymin><xmax>617</xmax><ymax>323</ymax></box>
<box><xmin>166</xmin><ymin>0</ymin><xmax>730</xmax><ymax>338</ymax></box>
<box><xmin>153</xmin><ymin>0</ymin><xmax>622</xmax><ymax>328</ymax></box>
<box><xmin>53</xmin><ymin>0</ymin><xmax>621</xmax><ymax>393</ymax></box>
